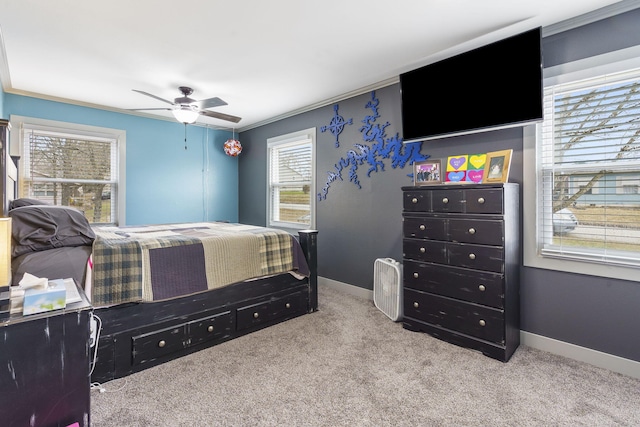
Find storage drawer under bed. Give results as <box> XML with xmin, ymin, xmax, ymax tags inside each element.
<box><xmin>236</xmin><ymin>290</ymin><xmax>308</xmax><ymax>331</ymax></box>
<box><xmin>132</xmin><ymin>310</ymin><xmax>233</xmax><ymax>366</ymax></box>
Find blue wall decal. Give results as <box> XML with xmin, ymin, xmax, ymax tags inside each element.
<box><xmin>318</xmin><ymin>91</ymin><xmax>428</xmax><ymax>200</ymax></box>
<box><xmin>320</xmin><ymin>104</ymin><xmax>353</xmax><ymax>148</ymax></box>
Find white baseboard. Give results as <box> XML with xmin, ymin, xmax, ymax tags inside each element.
<box><xmin>319</xmin><ymin>277</ymin><xmax>640</xmax><ymax>380</ymax></box>
<box><xmin>520</xmin><ymin>331</ymin><xmax>640</xmax><ymax>380</ymax></box>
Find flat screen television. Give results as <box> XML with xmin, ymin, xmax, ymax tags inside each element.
<box><xmin>400</xmin><ymin>27</ymin><xmax>543</xmax><ymax>142</ymax></box>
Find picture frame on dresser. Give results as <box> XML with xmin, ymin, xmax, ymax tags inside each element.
<box><xmin>414</xmin><ymin>159</ymin><xmax>442</xmax><ymax>185</ymax></box>
<box><xmin>483</xmin><ymin>149</ymin><xmax>512</xmax><ymax>183</ymax></box>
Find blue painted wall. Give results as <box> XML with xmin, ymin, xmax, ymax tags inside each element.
<box><xmin>4</xmin><ymin>93</ymin><xmax>238</xmax><ymax>225</ymax></box>
<box><xmin>0</xmin><ymin>87</ymin><xmax>5</xmax><ymax>118</ymax></box>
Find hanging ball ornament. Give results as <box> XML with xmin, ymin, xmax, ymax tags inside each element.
<box><xmin>224</xmin><ymin>139</ymin><xmax>242</xmax><ymax>157</ymax></box>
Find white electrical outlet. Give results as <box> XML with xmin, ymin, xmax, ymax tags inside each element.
<box><xmin>89</xmin><ymin>314</ymin><xmax>97</xmax><ymax>347</ymax></box>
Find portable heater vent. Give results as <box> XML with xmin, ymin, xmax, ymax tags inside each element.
<box><xmin>373</xmin><ymin>258</ymin><xmax>403</xmax><ymax>321</ymax></box>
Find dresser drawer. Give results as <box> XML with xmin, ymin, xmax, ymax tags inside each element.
<box><xmin>448</xmin><ymin>218</ymin><xmax>504</xmax><ymax>245</ymax></box>
<box><xmin>403</xmin><ymin>238</ymin><xmax>447</xmax><ymax>263</ymax></box>
<box><xmin>403</xmin><ymin>216</ymin><xmax>447</xmax><ymax>240</ymax></box>
<box><xmin>447</xmin><ymin>242</ymin><xmax>504</xmax><ymax>273</ymax></box>
<box><xmin>403</xmin><ymin>190</ymin><xmax>430</xmax><ymax>212</ymax></box>
<box><xmin>236</xmin><ymin>290</ymin><xmax>307</xmax><ymax>331</ymax></box>
<box><xmin>404</xmin><ymin>289</ymin><xmax>504</xmax><ymax>343</ymax></box>
<box><xmin>188</xmin><ymin>310</ymin><xmax>233</xmax><ymax>346</ymax></box>
<box><xmin>403</xmin><ymin>260</ymin><xmax>504</xmax><ymax>308</ymax></box>
<box><xmin>464</xmin><ymin>188</ymin><xmax>503</xmax><ymax>214</ymax></box>
<box><xmin>431</xmin><ymin>189</ymin><xmax>465</xmax><ymax>212</ymax></box>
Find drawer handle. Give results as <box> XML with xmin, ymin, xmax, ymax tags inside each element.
<box><xmin>419</xmin><ymin>224</ymin><xmax>426</xmax><ymax>231</ymax></box>
<box><xmin>285</xmin><ymin>303</ymin><xmax>291</xmax><ymax>309</ymax></box>
<box><xmin>413</xmin><ymin>302</ymin><xmax>419</xmax><ymax>308</ymax></box>
<box><xmin>412</xmin><ymin>197</ymin><xmax>418</xmax><ymax>204</ymax></box>
<box><xmin>478</xmin><ymin>284</ymin><xmax>486</xmax><ymax>292</ymax></box>
<box><xmin>442</xmin><ymin>197</ymin><xmax>449</xmax><ymax>204</ymax></box>
<box><xmin>478</xmin><ymin>197</ymin><xmax>485</xmax><ymax>204</ymax></box>
<box><xmin>253</xmin><ymin>312</ymin><xmax>259</xmax><ymax>319</ymax></box>
<box><xmin>419</xmin><ymin>247</ymin><xmax>426</xmax><ymax>253</ymax></box>
<box><xmin>468</xmin><ymin>227</ymin><xmax>476</xmax><ymax>235</ymax></box>
<box><xmin>158</xmin><ymin>340</ymin><xmax>166</xmax><ymax>348</ymax></box>
<box><xmin>207</xmin><ymin>325</ymin><xmax>214</xmax><ymax>333</ymax></box>
<box><xmin>413</xmin><ymin>272</ymin><xmax>419</xmax><ymax>279</ymax></box>
<box><xmin>468</xmin><ymin>253</ymin><xmax>476</xmax><ymax>260</ymax></box>
<box><xmin>479</xmin><ymin>319</ymin><xmax>486</xmax><ymax>327</ymax></box>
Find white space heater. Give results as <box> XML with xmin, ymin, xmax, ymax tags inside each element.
<box><xmin>373</xmin><ymin>258</ymin><xmax>403</xmax><ymax>321</ymax></box>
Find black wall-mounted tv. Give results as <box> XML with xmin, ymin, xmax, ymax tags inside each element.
<box><xmin>400</xmin><ymin>27</ymin><xmax>543</xmax><ymax>142</ymax></box>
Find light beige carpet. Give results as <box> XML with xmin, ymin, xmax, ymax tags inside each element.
<box><xmin>91</xmin><ymin>285</ymin><xmax>640</xmax><ymax>426</ymax></box>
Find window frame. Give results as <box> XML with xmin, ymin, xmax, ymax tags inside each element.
<box><xmin>9</xmin><ymin>115</ymin><xmax>126</xmax><ymax>225</ymax></box>
<box><xmin>266</xmin><ymin>127</ymin><xmax>316</xmax><ymax>231</ymax></box>
<box><xmin>523</xmin><ymin>46</ymin><xmax>640</xmax><ymax>281</ymax></box>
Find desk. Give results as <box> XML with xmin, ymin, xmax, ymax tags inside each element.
<box><xmin>0</xmin><ymin>283</ymin><xmax>92</xmax><ymax>427</ymax></box>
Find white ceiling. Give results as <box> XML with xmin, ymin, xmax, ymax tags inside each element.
<box><xmin>0</xmin><ymin>0</ymin><xmax>632</xmax><ymax>131</ymax></box>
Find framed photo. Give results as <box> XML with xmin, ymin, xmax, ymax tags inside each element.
<box><xmin>414</xmin><ymin>160</ymin><xmax>442</xmax><ymax>185</ymax></box>
<box><xmin>482</xmin><ymin>149</ymin><xmax>512</xmax><ymax>183</ymax></box>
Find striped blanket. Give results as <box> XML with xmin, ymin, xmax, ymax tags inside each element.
<box><xmin>88</xmin><ymin>222</ymin><xmax>309</xmax><ymax>307</ymax></box>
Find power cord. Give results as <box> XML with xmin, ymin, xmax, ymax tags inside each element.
<box><xmin>88</xmin><ymin>313</ymin><xmax>128</xmax><ymax>394</ymax></box>
<box><xmin>91</xmin><ymin>378</ymin><xmax>128</xmax><ymax>394</ymax></box>
<box><xmin>89</xmin><ymin>313</ymin><xmax>102</xmax><ymax>376</ymax></box>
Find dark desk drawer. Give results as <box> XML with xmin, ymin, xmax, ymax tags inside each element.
<box><xmin>403</xmin><ymin>260</ymin><xmax>504</xmax><ymax>308</ymax></box>
<box><xmin>404</xmin><ymin>289</ymin><xmax>504</xmax><ymax>344</ymax></box>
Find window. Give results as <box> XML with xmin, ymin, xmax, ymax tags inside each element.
<box><xmin>12</xmin><ymin>116</ymin><xmax>125</xmax><ymax>225</ymax></box>
<box><xmin>524</xmin><ymin>52</ymin><xmax>640</xmax><ymax>281</ymax></box>
<box><xmin>267</xmin><ymin>128</ymin><xmax>315</xmax><ymax>230</ymax></box>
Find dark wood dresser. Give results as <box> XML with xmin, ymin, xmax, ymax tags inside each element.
<box><xmin>402</xmin><ymin>183</ymin><xmax>520</xmax><ymax>362</ymax></box>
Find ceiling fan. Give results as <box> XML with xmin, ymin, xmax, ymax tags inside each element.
<box><xmin>129</xmin><ymin>86</ymin><xmax>242</xmax><ymax>124</ymax></box>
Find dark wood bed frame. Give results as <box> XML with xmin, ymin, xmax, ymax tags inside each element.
<box><xmin>1</xmin><ymin>121</ymin><xmax>319</xmax><ymax>384</ymax></box>
<box><xmin>91</xmin><ymin>230</ymin><xmax>318</xmax><ymax>383</ymax></box>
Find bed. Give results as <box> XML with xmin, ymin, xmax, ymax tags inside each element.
<box><xmin>5</xmin><ymin>186</ymin><xmax>318</xmax><ymax>383</ymax></box>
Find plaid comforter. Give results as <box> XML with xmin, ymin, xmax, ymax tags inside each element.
<box><xmin>89</xmin><ymin>222</ymin><xmax>309</xmax><ymax>307</ymax></box>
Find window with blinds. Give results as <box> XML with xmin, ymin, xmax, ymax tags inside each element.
<box><xmin>21</xmin><ymin>126</ymin><xmax>119</xmax><ymax>224</ymax></box>
<box><xmin>267</xmin><ymin>128</ymin><xmax>315</xmax><ymax>229</ymax></box>
<box><xmin>537</xmin><ymin>68</ymin><xmax>640</xmax><ymax>267</ymax></box>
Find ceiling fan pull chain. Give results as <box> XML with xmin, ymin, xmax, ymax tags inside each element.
<box><xmin>184</xmin><ymin>123</ymin><xmax>188</xmax><ymax>150</ymax></box>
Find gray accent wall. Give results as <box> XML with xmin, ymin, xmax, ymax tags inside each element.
<box><xmin>239</xmin><ymin>7</ymin><xmax>640</xmax><ymax>362</ymax></box>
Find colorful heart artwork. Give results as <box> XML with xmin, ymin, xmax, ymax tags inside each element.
<box><xmin>467</xmin><ymin>170</ymin><xmax>484</xmax><ymax>183</ymax></box>
<box><xmin>448</xmin><ymin>156</ymin><xmax>467</xmax><ymax>171</ymax></box>
<box><xmin>469</xmin><ymin>154</ymin><xmax>487</xmax><ymax>169</ymax></box>
<box><xmin>447</xmin><ymin>171</ymin><xmax>466</xmax><ymax>182</ymax></box>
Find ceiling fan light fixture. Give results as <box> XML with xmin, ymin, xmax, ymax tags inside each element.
<box><xmin>172</xmin><ymin>105</ymin><xmax>199</xmax><ymax>124</ymax></box>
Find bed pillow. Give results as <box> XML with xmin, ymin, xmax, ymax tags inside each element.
<box><xmin>8</xmin><ymin>198</ymin><xmax>49</xmax><ymax>210</ymax></box>
<box><xmin>9</xmin><ymin>205</ymin><xmax>96</xmax><ymax>258</ymax></box>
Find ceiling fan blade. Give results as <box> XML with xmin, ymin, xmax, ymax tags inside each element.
<box><xmin>200</xmin><ymin>110</ymin><xmax>242</xmax><ymax>123</ymax></box>
<box><xmin>127</xmin><ymin>107</ymin><xmax>172</xmax><ymax>111</ymax></box>
<box><xmin>132</xmin><ymin>89</ymin><xmax>175</xmax><ymax>106</ymax></box>
<box><xmin>197</xmin><ymin>97</ymin><xmax>227</xmax><ymax>110</ymax></box>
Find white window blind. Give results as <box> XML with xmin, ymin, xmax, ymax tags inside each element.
<box><xmin>267</xmin><ymin>128</ymin><xmax>315</xmax><ymax>229</ymax></box>
<box><xmin>537</xmin><ymin>68</ymin><xmax>640</xmax><ymax>267</ymax></box>
<box><xmin>21</xmin><ymin>126</ymin><xmax>119</xmax><ymax>224</ymax></box>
